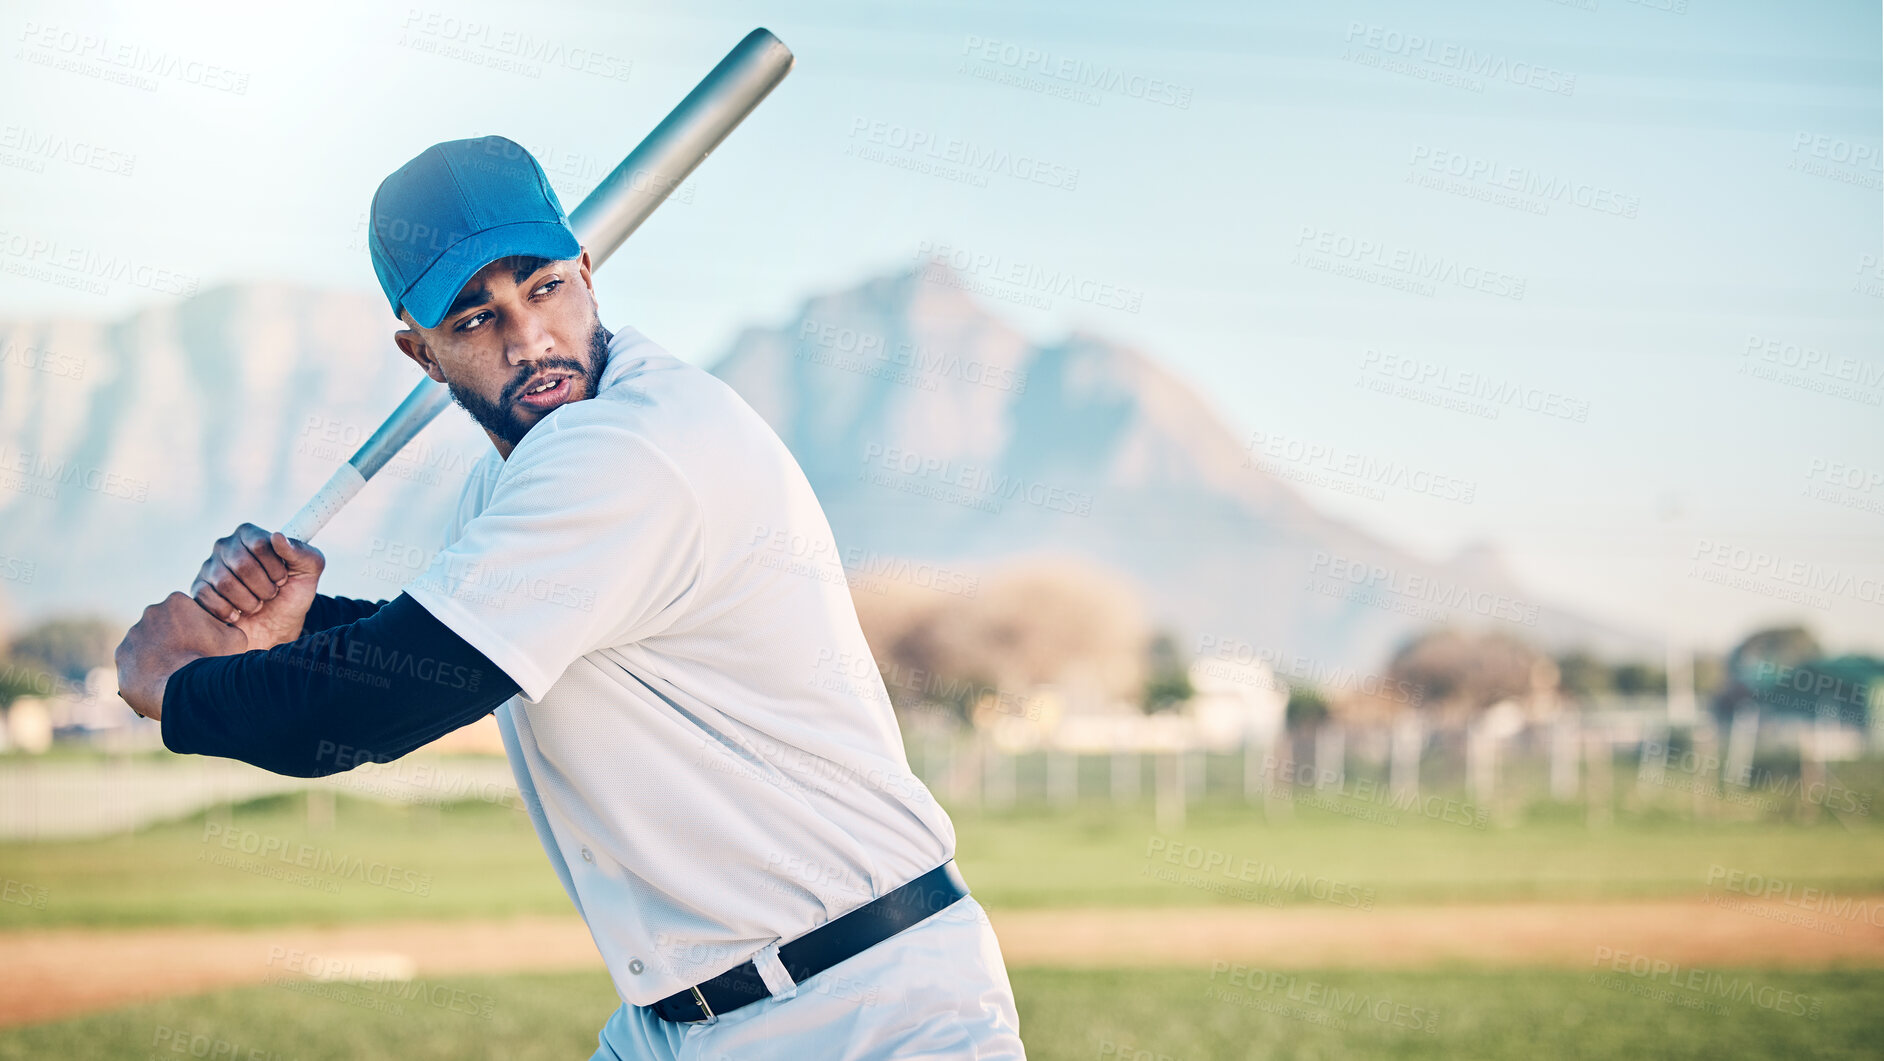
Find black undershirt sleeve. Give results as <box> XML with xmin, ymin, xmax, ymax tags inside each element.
<box><xmin>160</xmin><ymin>593</ymin><xmax>522</xmax><ymax>778</ymax></box>
<box><xmin>300</xmin><ymin>593</ymin><xmax>390</xmax><ymax>635</ymax></box>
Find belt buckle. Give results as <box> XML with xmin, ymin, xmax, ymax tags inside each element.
<box><xmin>688</xmin><ymin>985</ymin><xmax>718</xmax><ymax>1025</ymax></box>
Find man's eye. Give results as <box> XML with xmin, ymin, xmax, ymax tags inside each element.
<box><xmin>533</xmin><ymin>278</ymin><xmax>563</xmax><ymax>298</ymax></box>
<box><xmin>455</xmin><ymin>311</ymin><xmax>492</xmax><ymax>332</ymax></box>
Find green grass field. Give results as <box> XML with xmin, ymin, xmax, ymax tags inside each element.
<box><xmin>3</xmin><ymin>769</ymin><xmax>1881</xmax><ymax>1058</ymax></box>
<box><xmin>2</xmin><ymin>791</ymin><xmax>1881</xmax><ymax>929</ymax></box>
<box><xmin>1</xmin><ymin>967</ymin><xmax>1877</xmax><ymax>1060</ymax></box>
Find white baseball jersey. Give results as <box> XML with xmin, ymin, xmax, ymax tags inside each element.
<box><xmin>403</xmin><ymin>324</ymin><xmax>957</xmax><ymax>1007</ymax></box>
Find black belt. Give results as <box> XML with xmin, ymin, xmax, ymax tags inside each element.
<box><xmin>650</xmin><ymin>860</ymin><xmax>970</xmax><ymax>1024</ymax></box>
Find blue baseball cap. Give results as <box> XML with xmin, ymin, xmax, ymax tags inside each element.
<box><xmin>368</xmin><ymin>135</ymin><xmax>581</xmax><ymax>329</ymax></box>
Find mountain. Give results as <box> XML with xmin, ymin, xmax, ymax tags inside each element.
<box><xmin>0</xmin><ymin>284</ymin><xmax>492</xmax><ymax>637</ymax></box>
<box><xmin>707</xmin><ymin>266</ymin><xmax>1650</xmax><ymax>671</ymax></box>
<box><xmin>0</xmin><ymin>271</ymin><xmax>1651</xmax><ymax>671</ymax></box>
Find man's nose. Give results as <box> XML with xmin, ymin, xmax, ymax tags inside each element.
<box><xmin>503</xmin><ymin>305</ymin><xmax>554</xmax><ymax>365</ymax></box>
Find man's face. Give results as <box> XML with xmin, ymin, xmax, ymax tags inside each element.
<box><xmin>393</xmin><ymin>252</ymin><xmax>609</xmax><ymax>453</ymax></box>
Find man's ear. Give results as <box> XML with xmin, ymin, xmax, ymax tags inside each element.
<box><xmin>393</xmin><ymin>322</ymin><xmax>447</xmax><ymax>384</ymax></box>
<box><xmin>576</xmin><ymin>249</ymin><xmax>595</xmax><ymax>296</ymax></box>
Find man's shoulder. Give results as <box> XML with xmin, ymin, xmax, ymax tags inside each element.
<box><xmin>503</xmin><ymin>326</ymin><xmax>774</xmax><ymax>499</ymax></box>
<box><xmin>598</xmin><ymin>326</ymin><xmax>693</xmax><ymax>384</ymax></box>
<box><xmin>556</xmin><ymin>332</ymin><xmax>751</xmax><ymax>442</ymax></box>
<box><xmin>506</xmin><ymin>409</ymin><xmax>673</xmax><ymax>476</ymax></box>
<box><xmin>597</xmin><ymin>333</ymin><xmax>727</xmax><ymax>410</ymax></box>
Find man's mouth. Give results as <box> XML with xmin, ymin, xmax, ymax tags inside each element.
<box><xmin>514</xmin><ymin>374</ymin><xmax>574</xmax><ymax>411</ymax></box>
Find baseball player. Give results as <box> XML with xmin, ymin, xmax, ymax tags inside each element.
<box><xmin>113</xmin><ymin>135</ymin><xmax>1025</xmax><ymax>1058</ymax></box>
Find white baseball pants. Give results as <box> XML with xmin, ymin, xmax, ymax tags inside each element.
<box><xmin>588</xmin><ymin>897</ymin><xmax>1025</xmax><ymax>1060</ymax></box>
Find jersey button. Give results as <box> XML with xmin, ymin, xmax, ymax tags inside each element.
<box><xmin>629</xmin><ymin>958</ymin><xmax>645</xmax><ymax>975</ymax></box>
<box><xmin>580</xmin><ymin>846</ymin><xmax>595</xmax><ymax>863</ymax></box>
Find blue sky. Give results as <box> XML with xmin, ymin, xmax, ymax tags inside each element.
<box><xmin>1</xmin><ymin>0</ymin><xmax>1879</xmax><ymax>654</ymax></box>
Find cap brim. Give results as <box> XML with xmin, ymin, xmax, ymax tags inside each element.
<box><xmin>400</xmin><ymin>220</ymin><xmax>583</xmax><ymax>330</ymax></box>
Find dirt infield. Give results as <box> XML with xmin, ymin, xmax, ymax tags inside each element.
<box><xmin>990</xmin><ymin>896</ymin><xmax>1884</xmax><ymax>970</ymax></box>
<box><xmin>6</xmin><ymin>896</ymin><xmax>1882</xmax><ymax>1028</ymax></box>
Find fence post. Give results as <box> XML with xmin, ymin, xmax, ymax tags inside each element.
<box><xmin>1315</xmin><ymin>726</ymin><xmax>1345</xmax><ymax>792</ymax></box>
<box><xmin>923</xmin><ymin>729</ymin><xmax>947</xmax><ymax>792</ymax></box>
<box><xmin>1801</xmin><ymin>706</ymin><xmax>1836</xmax><ymax>821</ymax></box>
<box><xmin>1723</xmin><ymin>706</ymin><xmax>1759</xmax><ymax>790</ymax></box>
<box><xmin>1048</xmin><ymin>750</ymin><xmax>1078</xmax><ymax>806</ymax></box>
<box><xmin>1155</xmin><ymin>751</ymin><xmax>1185</xmax><ymax>832</ymax></box>
<box><xmin>1551</xmin><ymin>714</ymin><xmax>1580</xmax><ymax>801</ymax></box>
<box><xmin>1112</xmin><ymin>749</ymin><xmax>1139</xmax><ymax>804</ymax></box>
<box><xmin>1265</xmin><ymin>737</ymin><xmax>1294</xmax><ymax>823</ymax></box>
<box><xmin>1634</xmin><ymin>720</ymin><xmax>1669</xmax><ymax>803</ymax></box>
<box><xmin>1390</xmin><ymin>713</ymin><xmax>1422</xmax><ymax>802</ymax></box>
<box><xmin>1243</xmin><ymin>739</ymin><xmax>1265</xmax><ymax>803</ymax></box>
<box><xmin>984</xmin><ymin>748</ymin><xmax>1015</xmax><ymax>807</ymax></box>
<box><xmin>1584</xmin><ymin>727</ymin><xmax>1612</xmax><ymax>828</ymax></box>
<box><xmin>1467</xmin><ymin>721</ymin><xmax>1496</xmax><ymax>807</ymax></box>
<box><xmin>951</xmin><ymin>732</ymin><xmax>982</xmax><ymax>807</ymax></box>
<box><xmin>1685</xmin><ymin>721</ymin><xmax>1716</xmax><ymax>818</ymax></box>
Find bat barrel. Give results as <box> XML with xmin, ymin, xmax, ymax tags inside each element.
<box><xmin>570</xmin><ymin>27</ymin><xmax>795</xmax><ymax>259</ymax></box>
<box><xmin>279</xmin><ymin>377</ymin><xmax>452</xmax><ymax>541</ymax></box>
<box><xmin>351</xmin><ymin>376</ymin><xmax>457</xmax><ymax>481</ymax></box>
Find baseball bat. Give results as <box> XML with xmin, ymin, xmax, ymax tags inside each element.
<box><xmin>281</xmin><ymin>27</ymin><xmax>794</xmax><ymax>542</ymax></box>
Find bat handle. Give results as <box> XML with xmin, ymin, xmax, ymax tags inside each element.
<box><xmin>281</xmin><ymin>463</ymin><xmax>368</xmax><ymax>543</ymax></box>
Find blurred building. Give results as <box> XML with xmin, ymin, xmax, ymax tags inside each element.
<box><xmin>15</xmin><ymin>666</ymin><xmax>164</xmax><ymax>752</ymax></box>
<box><xmin>970</xmin><ymin>656</ymin><xmax>1285</xmax><ymax>754</ymax></box>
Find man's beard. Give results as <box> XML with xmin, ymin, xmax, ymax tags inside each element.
<box><xmin>447</xmin><ymin>321</ymin><xmax>611</xmax><ymax>447</ymax></box>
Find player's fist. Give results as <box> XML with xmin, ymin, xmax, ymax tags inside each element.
<box><xmin>115</xmin><ymin>591</ymin><xmax>246</xmax><ymax>721</ymax></box>
<box><xmin>190</xmin><ymin>525</ymin><xmax>325</xmax><ymax>651</ymax></box>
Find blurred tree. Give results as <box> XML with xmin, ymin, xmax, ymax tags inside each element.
<box><xmin>1141</xmin><ymin>630</ymin><xmax>1193</xmax><ymax>714</ymax></box>
<box><xmin>1286</xmin><ymin>685</ymin><xmax>1329</xmax><ymax>731</ymax></box>
<box><xmin>853</xmin><ymin>557</ymin><xmax>1148</xmax><ymax>722</ymax></box>
<box><xmin>1713</xmin><ymin>625</ymin><xmax>1823</xmax><ymax>717</ymax></box>
<box><xmin>1750</xmin><ymin>654</ymin><xmax>1884</xmax><ymax>723</ymax></box>
<box><xmin>9</xmin><ymin>617</ymin><xmax>120</xmax><ymax>681</ymax></box>
<box><xmin>1611</xmin><ymin>662</ymin><xmax>1667</xmax><ymax>696</ymax></box>
<box><xmin>0</xmin><ymin>664</ymin><xmax>53</xmax><ymax>707</ymax></box>
<box><xmin>1552</xmin><ymin>651</ymin><xmax>1670</xmax><ymax>704</ymax></box>
<box><xmin>1726</xmin><ymin>626</ymin><xmax>1821</xmax><ymax>684</ymax></box>
<box><xmin>1555</xmin><ymin>651</ymin><xmax>1610</xmax><ymax>699</ymax></box>
<box><xmin>1692</xmin><ymin>654</ymin><xmax>1726</xmax><ymax>697</ymax></box>
<box><xmin>1386</xmin><ymin>628</ymin><xmax>1548</xmax><ymax>723</ymax></box>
